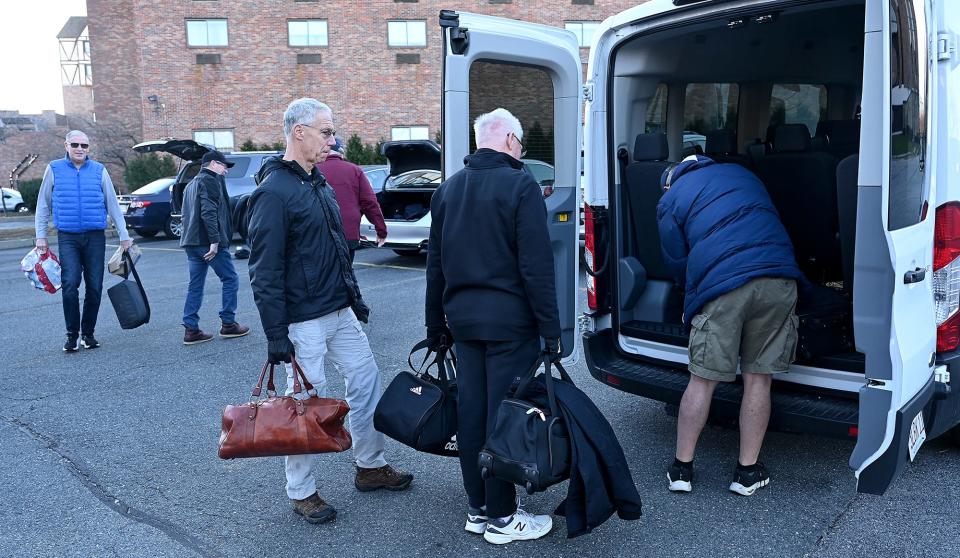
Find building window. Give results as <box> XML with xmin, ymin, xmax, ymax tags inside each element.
<box><xmin>564</xmin><ymin>21</ymin><xmax>600</xmax><ymax>48</ymax></box>
<box><xmin>288</xmin><ymin>20</ymin><xmax>328</xmax><ymax>47</ymax></box>
<box><xmin>194</xmin><ymin>129</ymin><xmax>235</xmax><ymax>150</ymax></box>
<box><xmin>391</xmin><ymin>126</ymin><xmax>429</xmax><ymax>141</ymax></box>
<box><xmin>388</xmin><ymin>21</ymin><xmax>427</xmax><ymax>47</ymax></box>
<box><xmin>186</xmin><ymin>19</ymin><xmax>229</xmax><ymax>47</ymax></box>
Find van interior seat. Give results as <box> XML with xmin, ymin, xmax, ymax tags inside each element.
<box><xmin>704</xmin><ymin>129</ymin><xmax>751</xmax><ymax>168</ymax></box>
<box><xmin>836</xmin><ymin>154</ymin><xmax>859</xmax><ymax>294</ymax></box>
<box><xmin>816</xmin><ymin>120</ymin><xmax>861</xmax><ymax>159</ymax></box>
<box><xmin>757</xmin><ymin>123</ymin><xmax>842</xmax><ymax>281</ymax></box>
<box><xmin>624</xmin><ymin>132</ymin><xmax>674</xmax><ymax>280</ymax></box>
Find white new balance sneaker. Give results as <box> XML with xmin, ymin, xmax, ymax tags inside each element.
<box><xmin>482</xmin><ymin>508</ymin><xmax>553</xmax><ymax>545</ymax></box>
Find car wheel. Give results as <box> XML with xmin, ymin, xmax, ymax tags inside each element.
<box><xmin>393</xmin><ymin>248</ymin><xmax>421</xmax><ymax>256</ymax></box>
<box><xmin>135</xmin><ymin>228</ymin><xmax>158</xmax><ymax>238</ymax></box>
<box><xmin>15</xmin><ymin>204</ymin><xmax>29</xmax><ymax>213</ymax></box>
<box><xmin>164</xmin><ymin>215</ymin><xmax>182</xmax><ymax>239</ymax></box>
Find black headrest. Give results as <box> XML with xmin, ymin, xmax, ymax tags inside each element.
<box><xmin>773</xmin><ymin>124</ymin><xmax>812</xmax><ymax>153</ymax></box>
<box><xmin>705</xmin><ymin>129</ymin><xmax>736</xmax><ymax>155</ymax></box>
<box><xmin>633</xmin><ymin>133</ymin><xmax>669</xmax><ymax>162</ymax></box>
<box><xmin>826</xmin><ymin>120</ymin><xmax>860</xmax><ymax>144</ymax></box>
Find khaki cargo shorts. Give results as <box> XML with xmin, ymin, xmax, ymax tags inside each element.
<box><xmin>688</xmin><ymin>277</ymin><xmax>799</xmax><ymax>383</ymax></box>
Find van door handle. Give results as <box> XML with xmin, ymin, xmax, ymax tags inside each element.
<box><xmin>904</xmin><ymin>267</ymin><xmax>926</xmax><ymax>284</ymax></box>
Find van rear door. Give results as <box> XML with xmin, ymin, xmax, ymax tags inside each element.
<box><xmin>439</xmin><ymin>11</ymin><xmax>582</xmax><ymax>358</ymax></box>
<box><xmin>849</xmin><ymin>0</ymin><xmax>936</xmax><ymax>494</ymax></box>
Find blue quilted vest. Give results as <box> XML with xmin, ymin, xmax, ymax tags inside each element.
<box><xmin>50</xmin><ymin>155</ymin><xmax>107</xmax><ymax>233</ymax></box>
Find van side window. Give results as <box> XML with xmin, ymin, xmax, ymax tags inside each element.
<box><xmin>468</xmin><ymin>60</ymin><xmax>555</xmax><ymax>166</ymax></box>
<box><xmin>644</xmin><ymin>84</ymin><xmax>668</xmax><ymax>134</ymax></box>
<box><xmin>888</xmin><ymin>0</ymin><xmax>929</xmax><ymax>231</ymax></box>
<box><xmin>682</xmin><ymin>83</ymin><xmax>739</xmax><ymax>153</ymax></box>
<box><xmin>769</xmin><ymin>84</ymin><xmax>827</xmax><ymax>135</ymax></box>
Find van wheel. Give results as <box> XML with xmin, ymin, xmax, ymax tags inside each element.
<box><xmin>393</xmin><ymin>248</ymin><xmax>421</xmax><ymax>256</ymax></box>
<box><xmin>164</xmin><ymin>216</ymin><xmax>182</xmax><ymax>239</ymax></box>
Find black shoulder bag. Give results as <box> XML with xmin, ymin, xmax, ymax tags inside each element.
<box><xmin>373</xmin><ymin>340</ymin><xmax>459</xmax><ymax>457</ymax></box>
<box><xmin>107</xmin><ymin>251</ymin><xmax>151</xmax><ymax>329</ymax></box>
<box><xmin>478</xmin><ymin>355</ymin><xmax>573</xmax><ymax>495</ymax></box>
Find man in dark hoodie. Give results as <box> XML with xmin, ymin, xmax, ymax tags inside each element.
<box><xmin>426</xmin><ymin>108</ymin><xmax>560</xmax><ymax>545</ymax></box>
<box><xmin>178</xmin><ymin>150</ymin><xmax>250</xmax><ymax>344</ymax></box>
<box><xmin>316</xmin><ymin>138</ymin><xmax>387</xmax><ymax>262</ymax></box>
<box><xmin>657</xmin><ymin>154</ymin><xmax>805</xmax><ymax>497</ymax></box>
<box><xmin>246</xmin><ymin>98</ymin><xmax>413</xmax><ymax>525</ymax></box>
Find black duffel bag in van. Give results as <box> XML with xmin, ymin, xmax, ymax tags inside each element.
<box><xmin>478</xmin><ymin>355</ymin><xmax>572</xmax><ymax>495</ymax></box>
<box><xmin>373</xmin><ymin>340</ymin><xmax>458</xmax><ymax>457</ymax></box>
<box><xmin>107</xmin><ymin>251</ymin><xmax>150</xmax><ymax>329</ymax></box>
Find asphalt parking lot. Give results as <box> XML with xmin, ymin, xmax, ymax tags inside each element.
<box><xmin>1</xmin><ymin>236</ymin><xmax>958</xmax><ymax>558</ymax></box>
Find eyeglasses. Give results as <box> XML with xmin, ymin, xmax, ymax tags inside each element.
<box><xmin>69</xmin><ymin>142</ymin><xmax>89</xmax><ymax>149</ymax></box>
<box><xmin>301</xmin><ymin>124</ymin><xmax>336</xmax><ymax>139</ymax></box>
<box><xmin>510</xmin><ymin>133</ymin><xmax>527</xmax><ymax>158</ymax></box>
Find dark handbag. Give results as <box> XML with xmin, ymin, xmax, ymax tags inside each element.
<box><xmin>218</xmin><ymin>358</ymin><xmax>353</xmax><ymax>459</ymax></box>
<box><xmin>479</xmin><ymin>355</ymin><xmax>573</xmax><ymax>495</ymax></box>
<box><xmin>107</xmin><ymin>251</ymin><xmax>150</xmax><ymax>329</ymax></box>
<box><xmin>373</xmin><ymin>340</ymin><xmax>458</xmax><ymax>457</ymax></box>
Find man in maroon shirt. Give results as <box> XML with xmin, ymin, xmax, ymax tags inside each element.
<box><xmin>317</xmin><ymin>140</ymin><xmax>387</xmax><ymax>262</ymax></box>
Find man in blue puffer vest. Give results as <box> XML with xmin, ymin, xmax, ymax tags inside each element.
<box><xmin>35</xmin><ymin>130</ymin><xmax>132</xmax><ymax>352</ymax></box>
<box><xmin>656</xmin><ymin>155</ymin><xmax>804</xmax><ymax>497</ymax></box>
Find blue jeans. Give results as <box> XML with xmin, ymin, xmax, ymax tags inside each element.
<box><xmin>182</xmin><ymin>246</ymin><xmax>238</xmax><ymax>330</ymax></box>
<box><xmin>58</xmin><ymin>230</ymin><xmax>106</xmax><ymax>336</ymax></box>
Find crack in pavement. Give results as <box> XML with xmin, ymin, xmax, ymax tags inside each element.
<box><xmin>2</xmin><ymin>415</ymin><xmax>224</xmax><ymax>558</ymax></box>
<box><xmin>805</xmin><ymin>493</ymin><xmax>861</xmax><ymax>556</ymax></box>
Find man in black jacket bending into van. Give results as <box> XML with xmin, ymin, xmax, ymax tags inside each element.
<box><xmin>426</xmin><ymin>108</ymin><xmax>561</xmax><ymax>545</ymax></box>
<box><xmin>246</xmin><ymin>98</ymin><xmax>413</xmax><ymax>526</ymax></box>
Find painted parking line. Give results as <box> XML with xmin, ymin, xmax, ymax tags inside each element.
<box><xmin>354</xmin><ymin>262</ymin><xmax>423</xmax><ymax>272</ymax></box>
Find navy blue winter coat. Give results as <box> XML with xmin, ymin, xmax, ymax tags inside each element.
<box><xmin>656</xmin><ymin>156</ymin><xmax>804</xmax><ymax>326</ymax></box>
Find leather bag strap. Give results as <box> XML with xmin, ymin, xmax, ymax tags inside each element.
<box><xmin>123</xmin><ymin>250</ymin><xmax>151</xmax><ymax>321</ymax></box>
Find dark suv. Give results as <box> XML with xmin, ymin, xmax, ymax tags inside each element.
<box><xmin>131</xmin><ymin>139</ymin><xmax>280</xmax><ymax>224</ymax></box>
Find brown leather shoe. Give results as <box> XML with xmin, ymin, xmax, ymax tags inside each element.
<box><xmin>291</xmin><ymin>492</ymin><xmax>337</xmax><ymax>524</ymax></box>
<box><xmin>355</xmin><ymin>464</ymin><xmax>414</xmax><ymax>492</ymax></box>
<box><xmin>183</xmin><ymin>328</ymin><xmax>213</xmax><ymax>345</ymax></box>
<box><xmin>219</xmin><ymin>322</ymin><xmax>250</xmax><ymax>338</ymax></box>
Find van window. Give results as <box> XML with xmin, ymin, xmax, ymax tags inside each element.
<box><xmin>888</xmin><ymin>0</ymin><xmax>928</xmax><ymax>231</ymax></box>
<box><xmin>468</xmin><ymin>60</ymin><xmax>555</xmax><ymax>165</ymax></box>
<box><xmin>769</xmin><ymin>84</ymin><xmax>827</xmax><ymax>134</ymax></box>
<box><xmin>225</xmin><ymin>157</ymin><xmax>251</xmax><ymax>179</ymax></box>
<box><xmin>683</xmin><ymin>83</ymin><xmax>739</xmax><ymax>137</ymax></box>
<box><xmin>644</xmin><ymin>84</ymin><xmax>668</xmax><ymax>134</ymax></box>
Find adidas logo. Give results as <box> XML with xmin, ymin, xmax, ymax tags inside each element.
<box><xmin>444</xmin><ymin>435</ymin><xmax>458</xmax><ymax>452</ymax></box>
<box><xmin>409</xmin><ymin>386</ymin><xmax>422</xmax><ymax>396</ymax></box>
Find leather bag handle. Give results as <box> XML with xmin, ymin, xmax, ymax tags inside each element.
<box><xmin>251</xmin><ymin>358</ymin><xmax>316</xmax><ymax>399</ymax></box>
<box><xmin>123</xmin><ymin>250</ymin><xmax>151</xmax><ymax>322</ymax></box>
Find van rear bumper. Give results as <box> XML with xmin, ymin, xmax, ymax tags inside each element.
<box><xmin>584</xmin><ymin>328</ymin><xmax>859</xmax><ymax>439</ymax></box>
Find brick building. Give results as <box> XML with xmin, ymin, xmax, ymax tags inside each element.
<box><xmin>86</xmin><ymin>0</ymin><xmax>644</xmax><ymax>153</ymax></box>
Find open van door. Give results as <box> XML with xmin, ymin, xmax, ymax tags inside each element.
<box><xmin>440</xmin><ymin>11</ymin><xmax>583</xmax><ymax>359</ymax></box>
<box><xmin>849</xmin><ymin>0</ymin><xmax>936</xmax><ymax>494</ymax></box>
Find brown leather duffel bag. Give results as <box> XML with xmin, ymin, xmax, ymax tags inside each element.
<box><xmin>218</xmin><ymin>358</ymin><xmax>352</xmax><ymax>459</ymax></box>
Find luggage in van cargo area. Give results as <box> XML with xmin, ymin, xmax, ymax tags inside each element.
<box><xmin>795</xmin><ymin>284</ymin><xmax>854</xmax><ymax>361</ymax></box>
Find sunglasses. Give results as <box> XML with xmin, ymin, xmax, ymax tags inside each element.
<box><xmin>69</xmin><ymin>143</ymin><xmax>89</xmax><ymax>149</ymax></box>
<box><xmin>510</xmin><ymin>133</ymin><xmax>527</xmax><ymax>158</ymax></box>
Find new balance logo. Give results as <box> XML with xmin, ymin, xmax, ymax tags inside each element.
<box><xmin>409</xmin><ymin>386</ymin><xmax>422</xmax><ymax>396</ymax></box>
<box><xmin>516</xmin><ymin>522</ymin><xmax>526</xmax><ymax>532</ymax></box>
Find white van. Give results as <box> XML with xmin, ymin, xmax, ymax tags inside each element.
<box><xmin>439</xmin><ymin>0</ymin><xmax>958</xmax><ymax>495</ymax></box>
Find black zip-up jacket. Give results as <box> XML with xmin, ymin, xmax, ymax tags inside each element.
<box><xmin>247</xmin><ymin>156</ymin><xmax>361</xmax><ymax>341</ymax></box>
<box><xmin>425</xmin><ymin>149</ymin><xmax>561</xmax><ymax>341</ymax></box>
<box><xmin>179</xmin><ymin>168</ymin><xmax>231</xmax><ymax>248</ymax></box>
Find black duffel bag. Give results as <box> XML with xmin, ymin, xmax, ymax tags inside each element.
<box><xmin>107</xmin><ymin>251</ymin><xmax>150</xmax><ymax>329</ymax></box>
<box><xmin>478</xmin><ymin>354</ymin><xmax>572</xmax><ymax>495</ymax></box>
<box><xmin>373</xmin><ymin>340</ymin><xmax>458</xmax><ymax>457</ymax></box>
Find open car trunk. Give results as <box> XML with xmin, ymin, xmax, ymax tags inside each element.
<box><xmin>610</xmin><ymin>0</ymin><xmax>867</xmax><ymax>374</ymax></box>
<box><xmin>378</xmin><ymin>140</ymin><xmax>442</xmax><ymax>222</ymax></box>
<box><xmin>378</xmin><ymin>190</ymin><xmax>434</xmax><ymax>221</ymax></box>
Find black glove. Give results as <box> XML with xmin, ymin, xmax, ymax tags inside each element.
<box><xmin>267</xmin><ymin>336</ymin><xmax>294</xmax><ymax>364</ymax></box>
<box><xmin>427</xmin><ymin>324</ymin><xmax>453</xmax><ymax>352</ymax></box>
<box><xmin>543</xmin><ymin>338</ymin><xmax>562</xmax><ymax>363</ymax></box>
<box><xmin>352</xmin><ymin>297</ymin><xmax>370</xmax><ymax>324</ymax></box>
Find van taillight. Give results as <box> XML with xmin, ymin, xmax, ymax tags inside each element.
<box><xmin>934</xmin><ymin>202</ymin><xmax>960</xmax><ymax>352</ymax></box>
<box><xmin>584</xmin><ymin>203</ymin><xmax>597</xmax><ymax>310</ymax></box>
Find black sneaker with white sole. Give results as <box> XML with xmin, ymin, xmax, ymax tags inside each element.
<box><xmin>729</xmin><ymin>462</ymin><xmax>770</xmax><ymax>496</ymax></box>
<box><xmin>667</xmin><ymin>459</ymin><xmax>693</xmax><ymax>493</ymax></box>
<box><xmin>81</xmin><ymin>335</ymin><xmax>100</xmax><ymax>349</ymax></box>
<box><xmin>63</xmin><ymin>334</ymin><xmax>80</xmax><ymax>353</ymax></box>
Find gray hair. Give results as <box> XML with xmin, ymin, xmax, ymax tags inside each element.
<box><xmin>473</xmin><ymin>108</ymin><xmax>523</xmax><ymax>146</ymax></box>
<box><xmin>283</xmin><ymin>98</ymin><xmax>332</xmax><ymax>137</ymax></box>
<box><xmin>65</xmin><ymin>130</ymin><xmax>88</xmax><ymax>142</ymax></box>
